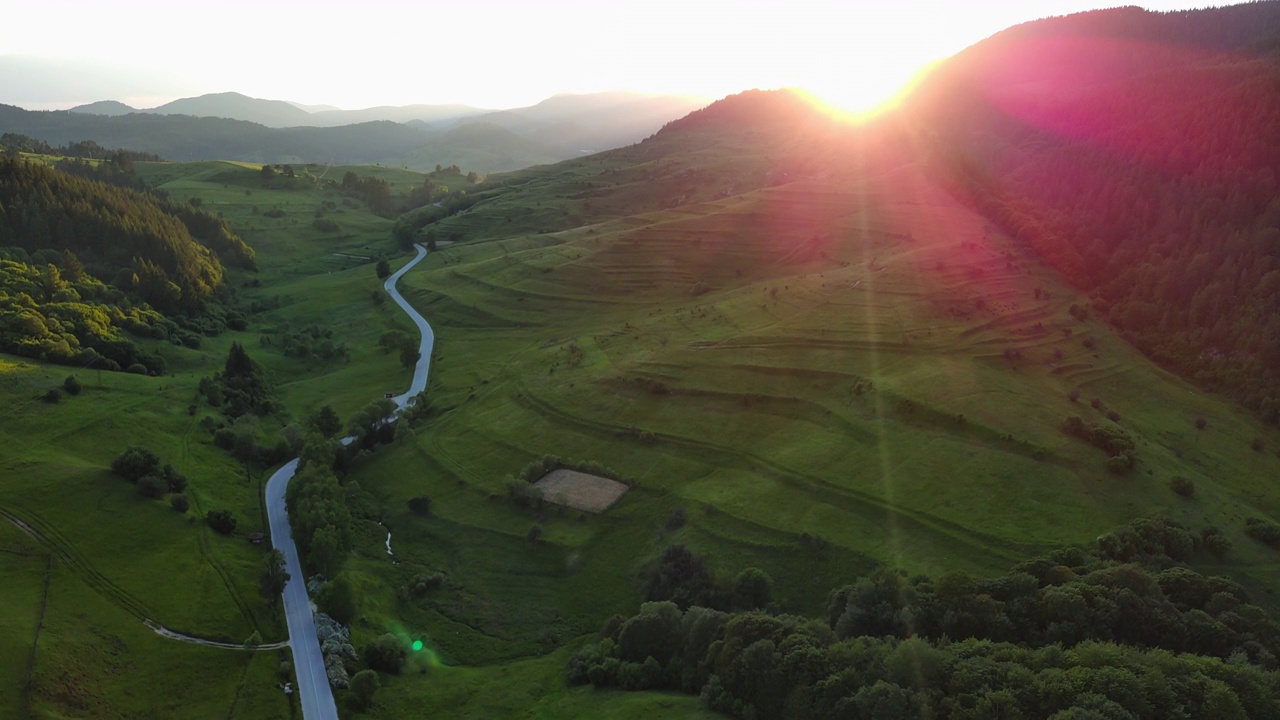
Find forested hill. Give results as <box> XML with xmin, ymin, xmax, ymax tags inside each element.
<box><xmin>908</xmin><ymin>2</ymin><xmax>1280</xmax><ymax>421</ymax></box>
<box><xmin>0</xmin><ymin>105</ymin><xmax>428</xmax><ymax>166</ymax></box>
<box><xmin>0</xmin><ymin>156</ymin><xmax>257</xmax><ymax>374</ymax></box>
<box><xmin>0</xmin><ymin>156</ymin><xmax>242</xmax><ymax>313</ymax></box>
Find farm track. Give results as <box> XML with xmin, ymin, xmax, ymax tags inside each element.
<box><xmin>959</xmin><ymin>304</ymin><xmax>1057</xmax><ymax>339</ymax></box>
<box><xmin>512</xmin><ymin>385</ymin><xmax>1047</xmax><ymax>564</ymax></box>
<box><xmin>180</xmin><ymin>415</ymin><xmax>268</xmax><ymax>643</ymax></box>
<box><xmin>446</xmin><ymin>269</ymin><xmax>639</xmax><ymax>306</ymax></box>
<box><xmin>0</xmin><ymin>505</ymin><xmax>284</xmax><ymax>650</ymax></box>
<box><xmin>608</xmin><ymin>381</ymin><xmax>879</xmax><ymax>445</ymax></box>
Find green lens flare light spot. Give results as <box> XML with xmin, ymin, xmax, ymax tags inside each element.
<box><xmin>412</xmin><ymin>640</ymin><xmax>423</xmax><ymax>652</ymax></box>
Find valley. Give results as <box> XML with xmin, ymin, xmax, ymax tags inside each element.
<box><xmin>2</xmin><ymin>3</ymin><xmax>1280</xmax><ymax>718</ymax></box>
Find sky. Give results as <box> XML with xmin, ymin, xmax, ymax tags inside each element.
<box><xmin>1</xmin><ymin>0</ymin><xmax>1222</xmax><ymax>112</ymax></box>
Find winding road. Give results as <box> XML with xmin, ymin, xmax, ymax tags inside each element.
<box><xmin>265</xmin><ymin>243</ymin><xmax>435</xmax><ymax>720</ymax></box>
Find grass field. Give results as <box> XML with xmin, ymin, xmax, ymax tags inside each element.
<box><xmin>0</xmin><ymin>523</ymin><xmax>47</xmax><ymax>718</ymax></box>
<box><xmin>0</xmin><ymin>160</ymin><xmax>436</xmax><ymax>717</ymax></box>
<box><xmin>326</xmin><ymin>124</ymin><xmax>1280</xmax><ymax>713</ymax></box>
<box><xmin>4</xmin><ymin>133</ymin><xmax>1279</xmax><ymax>718</ymax></box>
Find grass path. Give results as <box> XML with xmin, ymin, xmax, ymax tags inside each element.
<box><xmin>0</xmin><ymin>507</ymin><xmax>287</xmax><ymax>651</ymax></box>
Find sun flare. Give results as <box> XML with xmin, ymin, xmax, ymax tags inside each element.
<box><xmin>799</xmin><ymin>59</ymin><xmax>942</xmax><ymax>121</ymax></box>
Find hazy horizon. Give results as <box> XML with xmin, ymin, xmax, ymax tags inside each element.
<box><xmin>2</xmin><ymin>0</ymin><xmax>1219</xmax><ymax>115</ymax></box>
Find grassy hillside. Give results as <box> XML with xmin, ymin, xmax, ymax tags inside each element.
<box><xmin>306</xmin><ymin>89</ymin><xmax>1280</xmax><ymax>713</ymax></box>
<box><xmin>0</xmin><ymin>158</ymin><xmax>427</xmax><ymax>717</ymax></box>
<box><xmin>0</xmin><ymin>354</ymin><xmax>292</xmax><ymax>718</ymax></box>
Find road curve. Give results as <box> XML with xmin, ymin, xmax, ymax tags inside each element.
<box><xmin>265</xmin><ymin>244</ymin><xmax>435</xmax><ymax>720</ymax></box>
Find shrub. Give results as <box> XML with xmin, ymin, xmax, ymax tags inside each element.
<box><xmin>1106</xmin><ymin>454</ymin><xmax>1134</xmax><ymax>474</ymax></box>
<box><xmin>364</xmin><ymin>633</ymin><xmax>406</xmax><ymax>674</ymax></box>
<box><xmin>1250</xmin><ymin>437</ymin><xmax>1264</xmax><ymax>453</ymax></box>
<box><xmin>1195</xmin><ymin>417</ymin><xmax>1207</xmax><ymax>430</ymax></box>
<box><xmin>407</xmin><ymin>495</ymin><xmax>432</xmax><ymax>515</ymax></box>
<box><xmin>350</xmin><ymin>669</ymin><xmax>379</xmax><ymax>708</ymax></box>
<box><xmin>206</xmin><ymin>509</ymin><xmax>237</xmax><ymax>535</ymax></box>
<box><xmin>137</xmin><ymin>475</ymin><xmax>168</xmax><ymax>499</ymax></box>
<box><xmin>1106</xmin><ymin>410</ymin><xmax>1120</xmax><ymax>422</ymax></box>
<box><xmin>664</xmin><ymin>507</ymin><xmax>687</xmax><ymax>532</ymax></box>
<box><xmin>42</xmin><ymin>388</ymin><xmax>62</xmax><ymax>403</ymax></box>
<box><xmin>507</xmin><ymin>479</ymin><xmax>539</xmax><ymax>508</ymax></box>
<box><xmin>409</xmin><ymin>572</ymin><xmax>444</xmax><ymax>596</ymax></box>
<box><xmin>1244</xmin><ymin>518</ymin><xmax>1280</xmax><ymax>548</ymax></box>
<box><xmin>263</xmin><ymin>208</ymin><xmax>286</xmax><ymax>218</ymax></box>
<box><xmin>318</xmin><ymin>575</ymin><xmax>356</xmax><ymax>625</ymax></box>
<box><xmin>1200</xmin><ymin>527</ymin><xmax>1232</xmax><ymax>558</ymax></box>
<box><xmin>213</xmin><ymin>428</ymin><xmax>235</xmax><ymax>450</ymax></box>
<box><xmin>162</xmin><ymin>464</ymin><xmax>188</xmax><ymax>493</ymax></box>
<box><xmin>1068</xmin><ymin>390</ymin><xmax>1080</xmax><ymax>402</ymax></box>
<box><xmin>312</xmin><ymin>218</ymin><xmax>339</xmax><ymax>231</ymax></box>
<box><xmin>63</xmin><ymin>375</ymin><xmax>82</xmax><ymax>395</ymax></box>
<box><xmin>112</xmin><ymin>446</ymin><xmax>160</xmax><ymax>482</ymax></box>
<box><xmin>170</xmin><ymin>493</ymin><xmax>190</xmax><ymax>513</ymax></box>
<box><xmin>325</xmin><ymin>653</ymin><xmax>349</xmax><ymax>688</ymax></box>
<box><xmin>126</xmin><ymin>363</ymin><xmax>149</xmax><ymax>375</ymax></box>
<box><xmin>527</xmin><ymin>524</ymin><xmax>543</xmax><ymax>542</ymax></box>
<box><xmin>1170</xmin><ymin>476</ymin><xmax>1195</xmax><ymax>497</ymax></box>
<box><xmin>732</xmin><ymin>567</ymin><xmax>774</xmax><ymax>611</ymax></box>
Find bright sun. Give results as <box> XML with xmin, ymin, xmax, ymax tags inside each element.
<box><xmin>800</xmin><ymin>58</ymin><xmax>941</xmax><ymax>121</ymax></box>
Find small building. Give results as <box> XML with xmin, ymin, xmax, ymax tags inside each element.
<box><xmin>247</xmin><ymin>532</ymin><xmax>265</xmax><ymax>545</ymax></box>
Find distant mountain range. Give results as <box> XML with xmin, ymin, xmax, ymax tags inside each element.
<box><xmin>1</xmin><ymin>90</ymin><xmax>708</xmax><ymax>173</ymax></box>
<box><xmin>67</xmin><ymin>91</ymin><xmax>494</xmax><ymax>129</ymax></box>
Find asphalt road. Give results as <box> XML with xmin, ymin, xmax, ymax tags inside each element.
<box><xmin>264</xmin><ymin>244</ymin><xmax>434</xmax><ymax>719</ymax></box>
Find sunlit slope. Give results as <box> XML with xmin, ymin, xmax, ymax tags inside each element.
<box><xmin>389</xmin><ymin>99</ymin><xmax>1280</xmax><ymax>593</ymax></box>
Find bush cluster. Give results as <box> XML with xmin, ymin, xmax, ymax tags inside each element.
<box><xmin>569</xmin><ymin>519</ymin><xmax>1280</xmax><ymax>719</ymax></box>
<box><xmin>1062</xmin><ymin>415</ymin><xmax>1136</xmax><ymax>471</ymax></box>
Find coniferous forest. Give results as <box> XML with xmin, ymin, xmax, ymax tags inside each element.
<box><xmin>0</xmin><ymin>155</ymin><xmax>253</xmax><ymax>372</ymax></box>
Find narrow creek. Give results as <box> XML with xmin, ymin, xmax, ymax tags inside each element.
<box><xmin>381</xmin><ymin>522</ymin><xmax>397</xmax><ymax>562</ymax></box>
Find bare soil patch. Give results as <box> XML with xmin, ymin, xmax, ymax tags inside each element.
<box><xmin>533</xmin><ymin>469</ymin><xmax>629</xmax><ymax>513</ymax></box>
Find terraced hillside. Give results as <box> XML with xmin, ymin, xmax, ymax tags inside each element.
<box><xmin>328</xmin><ymin>92</ymin><xmax>1280</xmax><ymax>715</ymax></box>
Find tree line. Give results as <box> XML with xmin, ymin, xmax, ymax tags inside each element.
<box><xmin>569</xmin><ymin>516</ymin><xmax>1280</xmax><ymax>718</ymax></box>
<box><xmin>1</xmin><ymin>133</ymin><xmax>164</xmax><ymax>162</ymax></box>
<box><xmin>0</xmin><ymin>158</ymin><xmax>256</xmax><ymax>373</ymax></box>
<box><xmin>0</xmin><ymin>156</ymin><xmax>232</xmax><ymax>314</ymax></box>
<box><xmin>0</xmin><ymin>253</ymin><xmax>168</xmax><ymax>373</ymax></box>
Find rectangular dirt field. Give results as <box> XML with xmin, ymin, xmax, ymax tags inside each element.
<box><xmin>533</xmin><ymin>469</ymin><xmax>630</xmax><ymax>513</ymax></box>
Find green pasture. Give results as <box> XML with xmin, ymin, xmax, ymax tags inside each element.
<box><xmin>361</xmin><ymin>644</ymin><xmax>720</xmax><ymax>719</ymax></box>
<box><xmin>30</xmin><ymin>555</ymin><xmax>288</xmax><ymax>719</ymax></box>
<box><xmin>3</xmin><ymin>142</ymin><xmax>1279</xmax><ymax>718</ymax></box>
<box><xmin>0</xmin><ymin>159</ymin><xmax>430</xmax><ymax>716</ymax></box>
<box><xmin>256</xmin><ymin>131</ymin><xmax>1280</xmax><ymax>712</ymax></box>
<box><xmin>335</xmin><ymin>145</ymin><xmax>1280</xmax><ymax>687</ymax></box>
<box><xmin>0</xmin><ymin>523</ymin><xmax>46</xmax><ymax>718</ymax></box>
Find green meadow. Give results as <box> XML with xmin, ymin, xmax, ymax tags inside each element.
<box><xmin>330</xmin><ymin>130</ymin><xmax>1279</xmax><ymax>711</ymax></box>
<box><xmin>3</xmin><ymin>141</ymin><xmax>1278</xmax><ymax>717</ymax></box>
